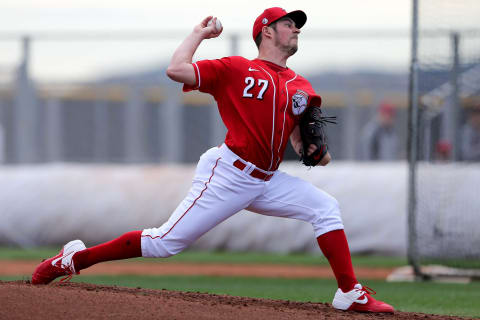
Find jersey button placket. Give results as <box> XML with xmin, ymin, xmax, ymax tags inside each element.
<box><xmin>272</xmin><ymin>76</ymin><xmax>285</xmax><ymax>170</ymax></box>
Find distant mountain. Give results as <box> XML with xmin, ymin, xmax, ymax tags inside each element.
<box><xmin>308</xmin><ymin>71</ymin><xmax>408</xmax><ymax>92</ymax></box>
<box><xmin>97</xmin><ymin>65</ymin><xmax>171</xmax><ymax>86</ymax></box>
<box><xmin>97</xmin><ymin>64</ymin><xmax>409</xmax><ymax>93</ymax></box>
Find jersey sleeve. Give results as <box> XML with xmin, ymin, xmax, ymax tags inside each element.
<box><xmin>308</xmin><ymin>94</ymin><xmax>322</xmax><ymax>107</ymax></box>
<box><xmin>296</xmin><ymin>76</ymin><xmax>322</xmax><ymax>108</ymax></box>
<box><xmin>293</xmin><ymin>77</ymin><xmax>323</xmax><ymax>125</ymax></box>
<box><xmin>305</xmin><ymin>82</ymin><xmax>322</xmax><ymax>107</ymax></box>
<box><xmin>298</xmin><ymin>93</ymin><xmax>322</xmax><ymax>124</ymax></box>
<box><xmin>183</xmin><ymin>57</ymin><xmax>232</xmax><ymax>96</ymax></box>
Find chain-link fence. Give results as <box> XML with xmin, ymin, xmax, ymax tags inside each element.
<box><xmin>408</xmin><ymin>0</ymin><xmax>480</xmax><ymax>276</ymax></box>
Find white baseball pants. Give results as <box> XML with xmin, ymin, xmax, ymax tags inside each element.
<box><xmin>141</xmin><ymin>144</ymin><xmax>344</xmax><ymax>258</ymax></box>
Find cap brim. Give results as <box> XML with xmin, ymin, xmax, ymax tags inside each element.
<box><xmin>285</xmin><ymin>10</ymin><xmax>307</xmax><ymax>29</ymax></box>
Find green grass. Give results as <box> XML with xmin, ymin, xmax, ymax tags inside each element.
<box><xmin>420</xmin><ymin>258</ymin><xmax>480</xmax><ymax>270</ymax></box>
<box><xmin>2</xmin><ymin>274</ymin><xmax>479</xmax><ymax>318</ymax></box>
<box><xmin>1</xmin><ymin>247</ymin><xmax>477</xmax><ymax>317</ymax></box>
<box><xmin>0</xmin><ymin>247</ymin><xmax>407</xmax><ymax>268</ymax></box>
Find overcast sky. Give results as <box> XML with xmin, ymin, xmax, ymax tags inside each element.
<box><xmin>0</xmin><ymin>1</ymin><xmax>413</xmax><ymax>82</ymax></box>
<box><xmin>0</xmin><ymin>0</ymin><xmax>411</xmax><ymax>31</ymax></box>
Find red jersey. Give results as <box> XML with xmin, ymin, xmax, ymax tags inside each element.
<box><xmin>183</xmin><ymin>56</ymin><xmax>321</xmax><ymax>171</ymax></box>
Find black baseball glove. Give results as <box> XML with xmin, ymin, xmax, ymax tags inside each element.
<box><xmin>299</xmin><ymin>106</ymin><xmax>337</xmax><ymax>166</ymax></box>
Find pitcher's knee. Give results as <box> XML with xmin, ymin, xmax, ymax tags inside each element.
<box><xmin>310</xmin><ymin>197</ymin><xmax>340</xmax><ymax>221</ymax></box>
<box><xmin>313</xmin><ymin>215</ymin><xmax>344</xmax><ymax>237</ymax></box>
<box><xmin>141</xmin><ymin>236</ymin><xmax>189</xmax><ymax>258</ymax></box>
<box><xmin>311</xmin><ymin>201</ymin><xmax>344</xmax><ymax>238</ymax></box>
<box><xmin>141</xmin><ymin>228</ymin><xmax>190</xmax><ymax>258</ymax></box>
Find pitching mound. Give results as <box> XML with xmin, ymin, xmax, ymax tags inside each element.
<box><xmin>0</xmin><ymin>260</ymin><xmax>393</xmax><ymax>279</ymax></box>
<box><xmin>0</xmin><ymin>280</ymin><xmax>466</xmax><ymax>320</ymax></box>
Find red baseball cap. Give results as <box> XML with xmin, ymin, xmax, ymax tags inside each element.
<box><xmin>379</xmin><ymin>102</ymin><xmax>396</xmax><ymax>116</ymax></box>
<box><xmin>378</xmin><ymin>102</ymin><xmax>396</xmax><ymax>116</ymax></box>
<box><xmin>252</xmin><ymin>7</ymin><xmax>307</xmax><ymax>41</ymax></box>
<box><xmin>436</xmin><ymin>140</ymin><xmax>452</xmax><ymax>155</ymax></box>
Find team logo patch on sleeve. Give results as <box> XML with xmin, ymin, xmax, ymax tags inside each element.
<box><xmin>292</xmin><ymin>90</ymin><xmax>308</xmax><ymax>115</ymax></box>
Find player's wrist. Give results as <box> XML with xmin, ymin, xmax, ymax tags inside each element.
<box><xmin>191</xmin><ymin>27</ymin><xmax>206</xmax><ymax>39</ymax></box>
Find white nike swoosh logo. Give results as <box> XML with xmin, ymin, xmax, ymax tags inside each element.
<box><xmin>51</xmin><ymin>255</ymin><xmax>64</xmax><ymax>266</ymax></box>
<box><xmin>248</xmin><ymin>67</ymin><xmax>259</xmax><ymax>72</ymax></box>
<box><xmin>51</xmin><ymin>251</ymin><xmax>73</xmax><ymax>266</ymax></box>
<box><xmin>355</xmin><ymin>296</ymin><xmax>368</xmax><ymax>304</ymax></box>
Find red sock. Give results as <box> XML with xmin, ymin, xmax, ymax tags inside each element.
<box><xmin>317</xmin><ymin>229</ymin><xmax>357</xmax><ymax>292</ymax></box>
<box><xmin>73</xmin><ymin>230</ymin><xmax>142</xmax><ymax>271</ymax></box>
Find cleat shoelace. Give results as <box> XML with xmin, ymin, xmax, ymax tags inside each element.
<box><xmin>55</xmin><ymin>258</ymin><xmax>76</xmax><ymax>283</ymax></box>
<box><xmin>59</xmin><ymin>274</ymin><xmax>73</xmax><ymax>282</ymax></box>
<box><xmin>355</xmin><ymin>285</ymin><xmax>377</xmax><ymax>298</ymax></box>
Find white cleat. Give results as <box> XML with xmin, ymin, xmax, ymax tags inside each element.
<box><xmin>32</xmin><ymin>240</ymin><xmax>86</xmax><ymax>285</ymax></box>
<box><xmin>332</xmin><ymin>283</ymin><xmax>394</xmax><ymax>313</ymax></box>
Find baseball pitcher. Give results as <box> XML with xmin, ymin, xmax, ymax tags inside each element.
<box><xmin>32</xmin><ymin>7</ymin><xmax>394</xmax><ymax>313</ymax></box>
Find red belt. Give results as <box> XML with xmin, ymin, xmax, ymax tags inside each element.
<box><xmin>233</xmin><ymin>160</ymin><xmax>273</xmax><ymax>181</ymax></box>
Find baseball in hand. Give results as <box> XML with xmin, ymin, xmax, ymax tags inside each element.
<box><xmin>207</xmin><ymin>18</ymin><xmax>222</xmax><ymax>32</ymax></box>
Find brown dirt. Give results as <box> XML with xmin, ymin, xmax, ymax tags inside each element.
<box><xmin>0</xmin><ymin>280</ymin><xmax>469</xmax><ymax>320</ymax></box>
<box><xmin>0</xmin><ymin>260</ymin><xmax>392</xmax><ymax>279</ymax></box>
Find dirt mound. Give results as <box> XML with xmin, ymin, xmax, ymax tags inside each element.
<box><xmin>0</xmin><ymin>280</ymin><xmax>466</xmax><ymax>320</ymax></box>
<box><xmin>0</xmin><ymin>260</ymin><xmax>392</xmax><ymax>279</ymax></box>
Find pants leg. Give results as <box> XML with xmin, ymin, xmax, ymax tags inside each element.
<box><xmin>247</xmin><ymin>170</ymin><xmax>344</xmax><ymax>237</ymax></box>
<box><xmin>142</xmin><ymin>147</ymin><xmax>264</xmax><ymax>257</ymax></box>
<box><xmin>247</xmin><ymin>170</ymin><xmax>356</xmax><ymax>291</ymax></box>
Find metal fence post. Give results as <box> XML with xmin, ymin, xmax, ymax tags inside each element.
<box><xmin>448</xmin><ymin>32</ymin><xmax>460</xmax><ymax>161</ymax></box>
<box><xmin>14</xmin><ymin>36</ymin><xmax>37</xmax><ymax>163</ymax></box>
<box><xmin>45</xmin><ymin>97</ymin><xmax>63</xmax><ymax>162</ymax></box>
<box><xmin>343</xmin><ymin>94</ymin><xmax>357</xmax><ymax>160</ymax></box>
<box><xmin>94</xmin><ymin>87</ymin><xmax>109</xmax><ymax>162</ymax></box>
<box><xmin>0</xmin><ymin>99</ymin><xmax>4</xmax><ymax>163</ymax></box>
<box><xmin>407</xmin><ymin>0</ymin><xmax>422</xmax><ymax>279</ymax></box>
<box><xmin>161</xmin><ymin>84</ymin><xmax>182</xmax><ymax>162</ymax></box>
<box><xmin>125</xmin><ymin>83</ymin><xmax>146</xmax><ymax>163</ymax></box>
<box><xmin>210</xmin><ymin>105</ymin><xmax>226</xmax><ymax>147</ymax></box>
